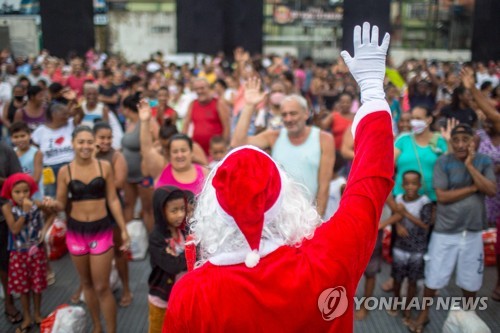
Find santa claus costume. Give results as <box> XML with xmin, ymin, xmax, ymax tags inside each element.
<box><xmin>163</xmin><ymin>22</ymin><xmax>394</xmax><ymax>332</ymax></box>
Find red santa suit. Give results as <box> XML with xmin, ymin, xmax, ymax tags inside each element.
<box><xmin>163</xmin><ymin>99</ymin><xmax>394</xmax><ymax>332</ymax></box>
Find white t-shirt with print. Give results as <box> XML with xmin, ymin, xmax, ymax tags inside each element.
<box><xmin>32</xmin><ymin>120</ymin><xmax>75</xmax><ymax>166</ymax></box>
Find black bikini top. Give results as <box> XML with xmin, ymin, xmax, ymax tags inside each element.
<box><xmin>68</xmin><ymin>161</ymin><xmax>106</xmax><ymax>201</ymax></box>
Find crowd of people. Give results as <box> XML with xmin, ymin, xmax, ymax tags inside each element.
<box><xmin>0</xmin><ymin>41</ymin><xmax>499</xmax><ymax>333</ymax></box>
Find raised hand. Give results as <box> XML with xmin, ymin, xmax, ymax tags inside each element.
<box><xmin>460</xmin><ymin>67</ymin><xmax>475</xmax><ymax>90</ymax></box>
<box><xmin>138</xmin><ymin>99</ymin><xmax>152</xmax><ymax>122</ymax></box>
<box><xmin>440</xmin><ymin>117</ymin><xmax>459</xmax><ymax>142</ymax></box>
<box><xmin>340</xmin><ymin>22</ymin><xmax>390</xmax><ymax>103</ymax></box>
<box><xmin>244</xmin><ymin>77</ymin><xmax>267</xmax><ymax>106</ymax></box>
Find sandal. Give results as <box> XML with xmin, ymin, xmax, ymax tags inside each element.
<box><xmin>46</xmin><ymin>271</ymin><xmax>56</xmax><ymax>286</ymax></box>
<box><xmin>5</xmin><ymin>310</ymin><xmax>23</xmax><ymax>324</ymax></box>
<box><xmin>15</xmin><ymin>323</ymin><xmax>33</xmax><ymax>333</ymax></box>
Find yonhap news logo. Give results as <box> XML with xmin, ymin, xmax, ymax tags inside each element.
<box><xmin>318</xmin><ymin>286</ymin><xmax>490</xmax><ymax>321</ymax></box>
<box><xmin>317</xmin><ymin>286</ymin><xmax>349</xmax><ymax>321</ymax></box>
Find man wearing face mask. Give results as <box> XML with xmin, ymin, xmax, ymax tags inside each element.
<box><xmin>410</xmin><ymin>123</ymin><xmax>496</xmax><ymax>332</ymax></box>
<box><xmin>393</xmin><ymin>106</ymin><xmax>449</xmax><ymax>203</ymax></box>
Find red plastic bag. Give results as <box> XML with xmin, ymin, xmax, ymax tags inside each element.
<box><xmin>44</xmin><ymin>217</ymin><xmax>68</xmax><ymax>260</ymax></box>
<box><xmin>40</xmin><ymin>304</ymin><xmax>67</xmax><ymax>333</ymax></box>
<box><xmin>185</xmin><ymin>234</ymin><xmax>196</xmax><ymax>272</ymax></box>
<box><xmin>40</xmin><ymin>303</ymin><xmax>87</xmax><ymax>332</ymax></box>
<box><xmin>382</xmin><ymin>227</ymin><xmax>392</xmax><ymax>263</ymax></box>
<box><xmin>483</xmin><ymin>228</ymin><xmax>497</xmax><ymax>267</ymax></box>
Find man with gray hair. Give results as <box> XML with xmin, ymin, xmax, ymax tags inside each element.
<box><xmin>231</xmin><ymin>84</ymin><xmax>334</xmax><ymax>216</ymax></box>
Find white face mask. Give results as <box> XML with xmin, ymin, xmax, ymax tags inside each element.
<box><xmin>410</xmin><ymin>119</ymin><xmax>427</xmax><ymax>134</ymax></box>
<box><xmin>168</xmin><ymin>85</ymin><xmax>179</xmax><ymax>94</ymax></box>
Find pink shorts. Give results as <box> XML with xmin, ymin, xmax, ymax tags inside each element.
<box><xmin>8</xmin><ymin>247</ymin><xmax>47</xmax><ymax>294</ymax></box>
<box><xmin>66</xmin><ymin>216</ymin><xmax>114</xmax><ymax>256</ymax></box>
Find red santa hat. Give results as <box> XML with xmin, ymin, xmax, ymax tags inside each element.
<box><xmin>211</xmin><ymin>146</ymin><xmax>284</xmax><ymax>268</ymax></box>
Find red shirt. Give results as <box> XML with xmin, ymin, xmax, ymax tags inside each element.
<box><xmin>66</xmin><ymin>74</ymin><xmax>92</xmax><ymax>97</ymax></box>
<box><xmin>331</xmin><ymin>112</ymin><xmax>353</xmax><ymax>150</ymax></box>
<box><xmin>191</xmin><ymin>98</ymin><xmax>223</xmax><ymax>154</ymax></box>
<box><xmin>151</xmin><ymin>105</ymin><xmax>176</xmax><ymax>126</ymax></box>
<box><xmin>163</xmin><ymin>109</ymin><xmax>394</xmax><ymax>332</ymax></box>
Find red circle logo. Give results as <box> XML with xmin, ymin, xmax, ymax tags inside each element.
<box><xmin>317</xmin><ymin>286</ymin><xmax>349</xmax><ymax>321</ymax></box>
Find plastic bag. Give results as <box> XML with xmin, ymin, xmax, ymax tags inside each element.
<box><xmin>41</xmin><ymin>304</ymin><xmax>87</xmax><ymax>333</ymax></box>
<box><xmin>109</xmin><ymin>260</ymin><xmax>122</xmax><ymax>292</ymax></box>
<box><xmin>44</xmin><ymin>217</ymin><xmax>68</xmax><ymax>260</ymax></box>
<box><xmin>483</xmin><ymin>228</ymin><xmax>496</xmax><ymax>267</ymax></box>
<box><xmin>442</xmin><ymin>307</ymin><xmax>491</xmax><ymax>333</ymax></box>
<box><xmin>382</xmin><ymin>226</ymin><xmax>392</xmax><ymax>263</ymax></box>
<box><xmin>126</xmin><ymin>219</ymin><xmax>148</xmax><ymax>260</ymax></box>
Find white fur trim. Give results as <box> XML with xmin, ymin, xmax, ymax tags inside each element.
<box><xmin>208</xmin><ymin>239</ymin><xmax>282</xmax><ymax>266</ymax></box>
<box><xmin>245</xmin><ymin>250</ymin><xmax>260</xmax><ymax>268</ymax></box>
<box><xmin>350</xmin><ymin>100</ymin><xmax>391</xmax><ymax>140</ymax></box>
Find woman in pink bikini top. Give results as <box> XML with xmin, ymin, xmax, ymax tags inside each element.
<box><xmin>155</xmin><ymin>134</ymin><xmax>206</xmax><ymax>195</ymax></box>
<box><xmin>138</xmin><ymin>99</ymin><xmax>209</xmax><ymax>196</ymax></box>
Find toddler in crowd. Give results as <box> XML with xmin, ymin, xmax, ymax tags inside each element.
<box><xmin>148</xmin><ymin>186</ymin><xmax>188</xmax><ymax>333</ymax></box>
<box><xmin>1</xmin><ymin>173</ymin><xmax>54</xmax><ymax>332</ymax></box>
<box><xmin>208</xmin><ymin>135</ymin><xmax>228</xmax><ymax>169</ymax></box>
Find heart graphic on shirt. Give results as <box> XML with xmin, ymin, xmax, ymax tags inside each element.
<box><xmin>55</xmin><ymin>136</ymin><xmax>64</xmax><ymax>145</ymax></box>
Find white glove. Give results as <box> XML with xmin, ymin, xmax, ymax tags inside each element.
<box><xmin>340</xmin><ymin>22</ymin><xmax>390</xmax><ymax>104</ymax></box>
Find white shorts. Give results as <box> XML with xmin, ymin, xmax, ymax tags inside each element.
<box><xmin>424</xmin><ymin>231</ymin><xmax>484</xmax><ymax>292</ymax></box>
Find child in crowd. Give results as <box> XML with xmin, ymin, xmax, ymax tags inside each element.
<box><xmin>397</xmin><ymin>112</ymin><xmax>412</xmax><ymax>135</ymax></box>
<box><xmin>355</xmin><ymin>202</ymin><xmax>393</xmax><ymax>320</ymax></box>
<box><xmin>10</xmin><ymin>121</ymin><xmax>56</xmax><ymax>286</ymax></box>
<box><xmin>148</xmin><ymin>186</ymin><xmax>188</xmax><ymax>333</ymax></box>
<box><xmin>1</xmin><ymin>173</ymin><xmax>54</xmax><ymax>333</ymax></box>
<box><xmin>388</xmin><ymin>170</ymin><xmax>432</xmax><ymax>324</ymax></box>
<box><xmin>10</xmin><ymin>121</ymin><xmax>44</xmax><ymax>200</ymax></box>
<box><xmin>208</xmin><ymin>135</ymin><xmax>228</xmax><ymax>169</ymax></box>
<box><xmin>322</xmin><ymin>156</ymin><xmax>347</xmax><ymax>220</ymax></box>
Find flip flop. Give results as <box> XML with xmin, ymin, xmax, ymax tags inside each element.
<box><xmin>5</xmin><ymin>310</ymin><xmax>23</xmax><ymax>324</ymax></box>
<box><xmin>46</xmin><ymin>271</ymin><xmax>56</xmax><ymax>286</ymax></box>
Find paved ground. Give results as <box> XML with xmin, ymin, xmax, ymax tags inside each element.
<box><xmin>1</xmin><ymin>252</ymin><xmax>499</xmax><ymax>332</ymax></box>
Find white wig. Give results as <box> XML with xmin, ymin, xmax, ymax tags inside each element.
<box><xmin>189</xmin><ymin>158</ymin><xmax>322</xmax><ymax>268</ymax></box>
